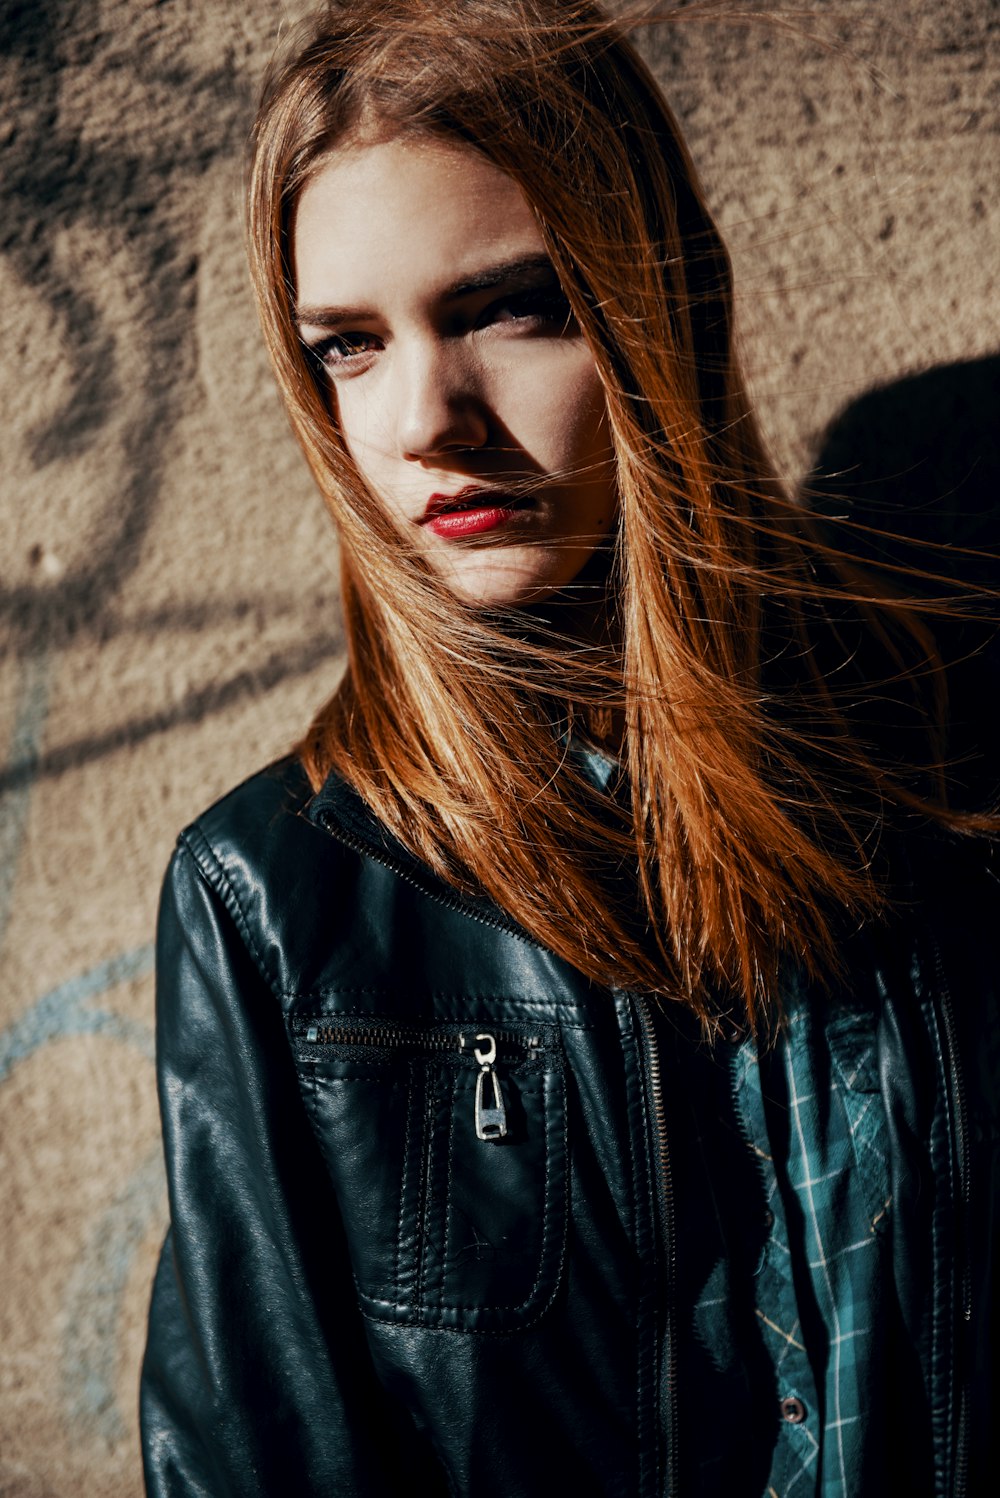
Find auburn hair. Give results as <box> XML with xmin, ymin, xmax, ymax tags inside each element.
<box><xmin>247</xmin><ymin>0</ymin><xmax>989</xmax><ymax>1031</ymax></box>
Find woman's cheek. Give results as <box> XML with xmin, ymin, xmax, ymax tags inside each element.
<box><xmin>335</xmin><ymin>385</ymin><xmax>385</xmax><ymax>481</ymax></box>
<box><xmin>491</xmin><ymin>345</ymin><xmax>606</xmax><ymax>464</ymax></box>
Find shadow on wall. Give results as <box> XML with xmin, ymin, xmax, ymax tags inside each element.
<box><xmin>0</xmin><ymin>630</ymin><xmax>342</xmax><ymax>798</ymax></box>
<box><xmin>809</xmin><ymin>354</ymin><xmax>1000</xmax><ymax>566</ymax></box>
<box><xmin>807</xmin><ymin>353</ymin><xmax>1000</xmax><ymax>806</ymax></box>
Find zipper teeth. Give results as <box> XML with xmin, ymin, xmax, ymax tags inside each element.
<box><xmin>302</xmin><ymin>1023</ymin><xmax>541</xmax><ymax>1053</ymax></box>
<box><xmin>305</xmin><ymin>1025</ymin><xmax>455</xmax><ymax>1049</ymax></box>
<box><xmin>636</xmin><ymin>999</ymin><xmax>678</xmax><ymax>1498</ymax></box>
<box><xmin>931</xmin><ymin>934</ymin><xmax>971</xmax><ymax>1498</ymax></box>
<box><xmin>316</xmin><ymin>811</ymin><xmax>545</xmax><ymax>949</ymax></box>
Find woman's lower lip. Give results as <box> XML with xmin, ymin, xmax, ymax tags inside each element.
<box><xmin>424</xmin><ymin>504</ymin><xmax>525</xmax><ymax>539</ymax></box>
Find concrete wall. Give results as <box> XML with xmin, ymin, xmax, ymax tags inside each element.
<box><xmin>1</xmin><ymin>2</ymin><xmax>996</xmax><ymax>1493</ymax></box>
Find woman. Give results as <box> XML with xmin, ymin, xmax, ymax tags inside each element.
<box><xmin>140</xmin><ymin>2</ymin><xmax>998</xmax><ymax>1494</ymax></box>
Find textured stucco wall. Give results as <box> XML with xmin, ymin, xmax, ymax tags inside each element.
<box><xmin>1</xmin><ymin>3</ymin><xmax>997</xmax><ymax>1494</ymax></box>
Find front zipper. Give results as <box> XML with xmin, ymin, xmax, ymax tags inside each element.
<box><xmin>930</xmin><ymin>934</ymin><xmax>972</xmax><ymax>1498</ymax></box>
<box><xmin>635</xmin><ymin>998</ymin><xmax>678</xmax><ymax>1498</ymax></box>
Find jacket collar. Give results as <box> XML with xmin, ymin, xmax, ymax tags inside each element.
<box><xmin>306</xmin><ymin>770</ymin><xmax>415</xmax><ymax>864</ymax></box>
<box><xmin>304</xmin><ymin>769</ymin><xmax>535</xmax><ymax>938</ymax></box>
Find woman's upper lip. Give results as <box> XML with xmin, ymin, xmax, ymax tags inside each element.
<box><xmin>421</xmin><ymin>485</ymin><xmax>521</xmax><ymax>522</ymax></box>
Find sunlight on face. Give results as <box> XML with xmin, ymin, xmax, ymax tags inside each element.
<box><xmin>293</xmin><ymin>135</ymin><xmax>617</xmax><ymax>607</ymax></box>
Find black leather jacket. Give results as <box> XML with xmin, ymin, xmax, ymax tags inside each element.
<box><xmin>140</xmin><ymin>757</ymin><xmax>998</xmax><ymax>1496</ymax></box>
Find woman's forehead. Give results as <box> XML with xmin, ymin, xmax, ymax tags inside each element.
<box><xmin>293</xmin><ymin>136</ymin><xmax>547</xmax><ymax>313</ymax></box>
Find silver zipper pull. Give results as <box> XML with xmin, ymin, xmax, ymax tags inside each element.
<box><xmin>472</xmin><ymin>1032</ymin><xmax>507</xmax><ymax>1141</ymax></box>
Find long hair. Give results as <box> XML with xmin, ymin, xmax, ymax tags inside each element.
<box><xmin>247</xmin><ymin>0</ymin><xmax>990</xmax><ymax>1031</ymax></box>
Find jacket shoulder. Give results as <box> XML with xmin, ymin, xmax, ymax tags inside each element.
<box><xmin>179</xmin><ymin>754</ymin><xmax>313</xmax><ymax>858</ymax></box>
<box><xmin>165</xmin><ymin>756</ymin><xmax>363</xmax><ymax>999</ymax></box>
<box><xmin>167</xmin><ymin>756</ymin><xmax>596</xmax><ymax>1006</ymax></box>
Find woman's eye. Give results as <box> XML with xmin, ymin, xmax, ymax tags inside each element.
<box><xmin>306</xmin><ymin>331</ymin><xmax>381</xmax><ymax>376</ymax></box>
<box><xmin>483</xmin><ymin>286</ymin><xmax>575</xmax><ymax>332</ymax></box>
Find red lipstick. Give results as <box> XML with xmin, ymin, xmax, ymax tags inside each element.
<box><xmin>420</xmin><ymin>486</ymin><xmax>528</xmax><ymax>540</ymax></box>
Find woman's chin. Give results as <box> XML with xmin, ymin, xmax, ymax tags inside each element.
<box><xmin>437</xmin><ymin>558</ymin><xmax>568</xmax><ymax>610</ymax></box>
<box><xmin>434</xmin><ymin>540</ymin><xmax>612</xmax><ymax>614</ymax></box>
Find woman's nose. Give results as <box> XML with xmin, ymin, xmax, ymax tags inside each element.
<box><xmin>395</xmin><ymin>342</ymin><xmax>490</xmax><ymax>460</ymax></box>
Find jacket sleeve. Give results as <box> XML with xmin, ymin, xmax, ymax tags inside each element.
<box><xmin>139</xmin><ymin>839</ymin><xmax>440</xmax><ymax>1497</ymax></box>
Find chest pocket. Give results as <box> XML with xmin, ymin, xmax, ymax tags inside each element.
<box><xmin>827</xmin><ymin>1009</ymin><xmax>892</xmax><ymax>1235</ymax></box>
<box><xmin>294</xmin><ymin>1015</ymin><xmax>568</xmax><ymax>1331</ymax></box>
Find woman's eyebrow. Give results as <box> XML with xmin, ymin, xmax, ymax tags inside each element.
<box><xmin>443</xmin><ymin>253</ymin><xmax>557</xmax><ymax>299</ymax></box>
<box><xmin>294</xmin><ymin>302</ymin><xmax>370</xmax><ymax>330</ymax></box>
<box><xmin>294</xmin><ymin>254</ymin><xmax>558</xmax><ymax>328</ymax></box>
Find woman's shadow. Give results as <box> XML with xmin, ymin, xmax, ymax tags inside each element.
<box><xmin>805</xmin><ymin>352</ymin><xmax>1000</xmax><ymax>809</ymax></box>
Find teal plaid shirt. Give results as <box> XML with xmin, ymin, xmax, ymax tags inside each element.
<box><xmin>667</xmin><ymin>978</ymin><xmax>905</xmax><ymax>1497</ymax></box>
<box><xmin>574</xmin><ymin>742</ymin><xmax>910</xmax><ymax>1493</ymax></box>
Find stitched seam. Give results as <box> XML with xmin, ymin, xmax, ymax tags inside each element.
<box><xmin>442</xmin><ymin>1072</ymin><xmax>457</xmax><ymax>1309</ymax></box>
<box><xmin>430</xmin><ymin>1074</ymin><xmax>455</xmax><ymax>1316</ymax></box>
<box><xmin>178</xmin><ymin>829</ymin><xmax>278</xmax><ymax>992</ymax></box>
<box><xmin>178</xmin><ymin>827</ymin><xmax>598</xmax><ymax>1032</ymax></box>
<box><xmin>446</xmin><ymin>1078</ymin><xmax>562</xmax><ymax>1312</ymax></box>
<box><xmin>396</xmin><ymin>1070</ymin><xmax>414</xmax><ymax>1308</ymax></box>
<box><xmin>548</xmin><ymin>1062</ymin><xmax>570</xmax><ymax>1313</ymax></box>
<box><xmin>414</xmin><ymin>1069</ymin><xmax>435</xmax><ymax>1317</ymax></box>
<box><xmin>427</xmin><ymin>1072</ymin><xmax>447</xmax><ymax>1316</ymax></box>
<box><xmin>441</xmin><ymin>1074</ymin><xmax>551</xmax><ymax>1313</ymax></box>
<box><xmin>354</xmin><ymin>1070</ymin><xmax>565</xmax><ymax>1324</ymax></box>
<box><xmin>291</xmin><ymin>998</ymin><xmax>593</xmax><ymax>1029</ymax></box>
<box><xmin>300</xmin><ymin>1052</ymin><xmax>565</xmax><ymax>1320</ymax></box>
<box><xmin>297</xmin><ymin>1039</ymin><xmax>568</xmax><ymax>1328</ymax></box>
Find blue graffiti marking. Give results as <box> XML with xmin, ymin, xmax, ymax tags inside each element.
<box><xmin>62</xmin><ymin>1145</ymin><xmax>166</xmax><ymax>1446</ymax></box>
<box><xmin>0</xmin><ymin>944</ymin><xmax>155</xmax><ymax>1083</ymax></box>
<box><xmin>0</xmin><ymin>943</ymin><xmax>163</xmax><ymax>1444</ymax></box>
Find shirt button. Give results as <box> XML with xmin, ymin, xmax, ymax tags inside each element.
<box><xmin>780</xmin><ymin>1396</ymin><xmax>807</xmax><ymax>1424</ymax></box>
<box><xmin>763</xmin><ymin>1208</ymin><xmax>775</xmax><ymax>1231</ymax></box>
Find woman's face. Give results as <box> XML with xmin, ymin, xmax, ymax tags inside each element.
<box><xmin>293</xmin><ymin>136</ymin><xmax>617</xmax><ymax>608</ymax></box>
